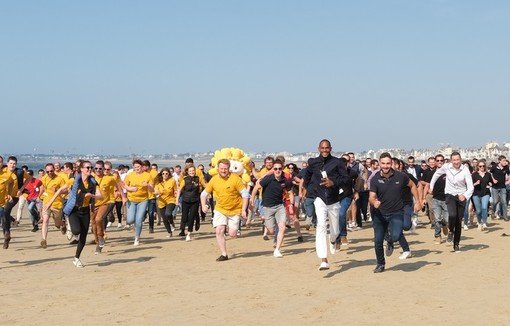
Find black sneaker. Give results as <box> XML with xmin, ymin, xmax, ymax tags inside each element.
<box><xmin>447</xmin><ymin>232</ymin><xmax>453</xmax><ymax>244</ymax></box>
<box><xmin>32</xmin><ymin>225</ymin><xmax>39</xmax><ymax>232</ymax></box>
<box><xmin>263</xmin><ymin>235</ymin><xmax>269</xmax><ymax>241</ymax></box>
<box><xmin>178</xmin><ymin>231</ymin><xmax>186</xmax><ymax>237</ymax></box>
<box><xmin>69</xmin><ymin>239</ymin><xmax>79</xmax><ymax>245</ymax></box>
<box><xmin>216</xmin><ymin>255</ymin><xmax>229</xmax><ymax>262</ymax></box>
<box><xmin>453</xmin><ymin>244</ymin><xmax>460</xmax><ymax>253</ymax></box>
<box><xmin>374</xmin><ymin>264</ymin><xmax>385</xmax><ymax>273</ymax></box>
<box><xmin>149</xmin><ymin>228</ymin><xmax>154</xmax><ymax>234</ymax></box>
<box><xmin>297</xmin><ymin>236</ymin><xmax>304</xmax><ymax>243</ymax></box>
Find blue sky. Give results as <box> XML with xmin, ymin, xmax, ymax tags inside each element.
<box><xmin>2</xmin><ymin>1</ymin><xmax>509</xmax><ymax>156</ymax></box>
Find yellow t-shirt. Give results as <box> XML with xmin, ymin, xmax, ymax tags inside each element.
<box><xmin>94</xmin><ymin>175</ymin><xmax>118</xmax><ymax>206</ymax></box>
<box><xmin>147</xmin><ymin>169</ymin><xmax>159</xmax><ymax>200</ymax></box>
<box><xmin>124</xmin><ymin>171</ymin><xmax>153</xmax><ymax>203</ymax></box>
<box><xmin>9</xmin><ymin>169</ymin><xmax>30</xmax><ymax>198</ymax></box>
<box><xmin>204</xmin><ymin>173</ymin><xmax>245</xmax><ymax>215</ymax></box>
<box><xmin>60</xmin><ymin>173</ymin><xmax>75</xmax><ymax>200</ymax></box>
<box><xmin>80</xmin><ymin>179</ymin><xmax>92</xmax><ymax>208</ymax></box>
<box><xmin>0</xmin><ymin>168</ymin><xmax>13</xmax><ymax>207</ymax></box>
<box><xmin>41</xmin><ymin>174</ymin><xmax>66</xmax><ymax>208</ymax></box>
<box><xmin>155</xmin><ymin>178</ymin><xmax>177</xmax><ymax>208</ymax></box>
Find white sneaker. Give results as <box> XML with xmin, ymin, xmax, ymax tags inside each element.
<box><xmin>482</xmin><ymin>223</ymin><xmax>487</xmax><ymax>230</ymax></box>
<box><xmin>117</xmin><ymin>223</ymin><xmax>123</xmax><ymax>228</ymax></box>
<box><xmin>399</xmin><ymin>251</ymin><xmax>412</xmax><ymax>260</ymax></box>
<box><xmin>106</xmin><ymin>222</ymin><xmax>112</xmax><ymax>228</ymax></box>
<box><xmin>185</xmin><ymin>234</ymin><xmax>191</xmax><ymax>242</ymax></box>
<box><xmin>166</xmin><ymin>233</ymin><xmax>172</xmax><ymax>238</ymax></box>
<box><xmin>329</xmin><ymin>242</ymin><xmax>336</xmax><ymax>255</ymax></box>
<box><xmin>133</xmin><ymin>239</ymin><xmax>140</xmax><ymax>246</ymax></box>
<box><xmin>478</xmin><ymin>223</ymin><xmax>482</xmax><ymax>231</ymax></box>
<box><xmin>66</xmin><ymin>229</ymin><xmax>73</xmax><ymax>241</ymax></box>
<box><xmin>170</xmin><ymin>225</ymin><xmax>175</xmax><ymax>232</ymax></box>
<box><xmin>319</xmin><ymin>262</ymin><xmax>330</xmax><ymax>271</ymax></box>
<box><xmin>273</xmin><ymin>249</ymin><xmax>283</xmax><ymax>258</ymax></box>
<box><xmin>73</xmin><ymin>257</ymin><xmax>84</xmax><ymax>268</ymax></box>
<box><xmin>463</xmin><ymin>224</ymin><xmax>468</xmax><ymax>230</ymax></box>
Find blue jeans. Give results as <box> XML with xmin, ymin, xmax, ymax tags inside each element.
<box><xmin>304</xmin><ymin>197</ymin><xmax>317</xmax><ymax>225</ymax></box>
<box><xmin>491</xmin><ymin>188</ymin><xmax>507</xmax><ymax>220</ymax></box>
<box><xmin>472</xmin><ymin>195</ymin><xmax>490</xmax><ymax>224</ymax></box>
<box><xmin>127</xmin><ymin>200</ymin><xmax>148</xmax><ymax>237</ymax></box>
<box><xmin>27</xmin><ymin>200</ymin><xmax>40</xmax><ymax>226</ymax></box>
<box><xmin>146</xmin><ymin>198</ymin><xmax>157</xmax><ymax>230</ymax></box>
<box><xmin>337</xmin><ymin>196</ymin><xmax>352</xmax><ymax>240</ymax></box>
<box><xmin>372</xmin><ymin>209</ymin><xmax>407</xmax><ymax>266</ymax></box>
<box><xmin>463</xmin><ymin>198</ymin><xmax>471</xmax><ymax>225</ymax></box>
<box><xmin>0</xmin><ymin>206</ymin><xmax>5</xmax><ymax>233</ymax></box>
<box><xmin>432</xmin><ymin>198</ymin><xmax>448</xmax><ymax>238</ymax></box>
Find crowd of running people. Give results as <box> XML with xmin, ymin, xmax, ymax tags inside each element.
<box><xmin>1</xmin><ymin>139</ymin><xmax>509</xmax><ymax>271</ymax></box>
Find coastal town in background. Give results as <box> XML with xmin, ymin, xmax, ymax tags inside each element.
<box><xmin>7</xmin><ymin>141</ymin><xmax>510</xmax><ymax>169</ymax></box>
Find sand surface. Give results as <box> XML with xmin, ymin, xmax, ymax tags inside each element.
<box><xmin>1</xmin><ymin>209</ymin><xmax>510</xmax><ymax>325</ymax></box>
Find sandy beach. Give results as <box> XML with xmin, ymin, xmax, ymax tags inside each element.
<box><xmin>1</xmin><ymin>208</ymin><xmax>510</xmax><ymax>325</ymax></box>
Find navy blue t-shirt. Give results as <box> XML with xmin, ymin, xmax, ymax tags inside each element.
<box><xmin>370</xmin><ymin>170</ymin><xmax>410</xmax><ymax>215</ymax></box>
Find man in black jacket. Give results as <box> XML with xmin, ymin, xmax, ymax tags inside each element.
<box><xmin>303</xmin><ymin>139</ymin><xmax>350</xmax><ymax>271</ymax></box>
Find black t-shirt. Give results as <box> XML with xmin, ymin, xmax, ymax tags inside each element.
<box><xmin>259</xmin><ymin>174</ymin><xmax>292</xmax><ymax>207</ymax></box>
<box><xmin>420</xmin><ymin>168</ymin><xmax>436</xmax><ymax>183</ymax></box>
<box><xmin>339</xmin><ymin>167</ymin><xmax>358</xmax><ymax>200</ymax></box>
<box><xmin>432</xmin><ymin>174</ymin><xmax>446</xmax><ymax>201</ymax></box>
<box><xmin>489</xmin><ymin>165</ymin><xmax>509</xmax><ymax>189</ymax></box>
<box><xmin>472</xmin><ymin>172</ymin><xmax>492</xmax><ymax>197</ymax></box>
<box><xmin>402</xmin><ymin>172</ymin><xmax>418</xmax><ymax>206</ymax></box>
<box><xmin>370</xmin><ymin>170</ymin><xmax>410</xmax><ymax>215</ymax></box>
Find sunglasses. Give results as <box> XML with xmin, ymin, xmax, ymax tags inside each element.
<box><xmin>273</xmin><ymin>168</ymin><xmax>283</xmax><ymax>171</ymax></box>
<box><xmin>83</xmin><ymin>166</ymin><xmax>93</xmax><ymax>170</ymax></box>
<box><xmin>436</xmin><ymin>160</ymin><xmax>444</xmax><ymax>162</ymax></box>
<box><xmin>162</xmin><ymin>172</ymin><xmax>169</xmax><ymax>175</ymax></box>
<box><xmin>94</xmin><ymin>167</ymin><xmax>103</xmax><ymax>171</ymax></box>
<box><xmin>478</xmin><ymin>165</ymin><xmax>486</xmax><ymax>168</ymax></box>
<box><xmin>46</xmin><ymin>170</ymin><xmax>54</xmax><ymax>173</ymax></box>
<box><xmin>104</xmin><ymin>168</ymin><xmax>111</xmax><ymax>171</ymax></box>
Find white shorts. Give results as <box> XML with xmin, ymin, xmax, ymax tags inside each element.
<box><xmin>212</xmin><ymin>210</ymin><xmax>240</xmax><ymax>230</ymax></box>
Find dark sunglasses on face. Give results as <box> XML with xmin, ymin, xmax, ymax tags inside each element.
<box><xmin>274</xmin><ymin>168</ymin><xmax>283</xmax><ymax>171</ymax></box>
<box><xmin>83</xmin><ymin>166</ymin><xmax>92</xmax><ymax>170</ymax></box>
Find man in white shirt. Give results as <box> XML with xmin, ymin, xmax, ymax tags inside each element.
<box><xmin>429</xmin><ymin>152</ymin><xmax>474</xmax><ymax>253</ymax></box>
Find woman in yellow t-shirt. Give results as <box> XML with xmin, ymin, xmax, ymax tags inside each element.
<box><xmin>154</xmin><ymin>167</ymin><xmax>178</xmax><ymax>237</ymax></box>
<box><xmin>123</xmin><ymin>159</ymin><xmax>154</xmax><ymax>246</ymax></box>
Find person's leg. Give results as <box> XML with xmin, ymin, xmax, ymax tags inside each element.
<box><xmin>327</xmin><ymin>201</ymin><xmax>340</xmax><ymax>245</ymax></box>
<box><xmin>115</xmin><ymin>201</ymin><xmax>123</xmax><ymax>225</ymax></box>
<box><xmin>189</xmin><ymin>201</ymin><xmax>200</xmax><ymax>232</ymax></box>
<box><xmin>472</xmin><ymin>195</ymin><xmax>482</xmax><ymax>225</ymax></box>
<box><xmin>372</xmin><ymin>210</ymin><xmax>387</xmax><ymax>267</ymax></box>
<box><xmin>426</xmin><ymin>193</ymin><xmax>436</xmax><ymax>224</ymax></box>
<box><xmin>481</xmin><ymin>195</ymin><xmax>490</xmax><ymax>225</ymax></box>
<box><xmin>41</xmin><ymin>207</ymin><xmax>51</xmax><ymax>244</ymax></box>
<box><xmin>402</xmin><ymin>204</ymin><xmax>413</xmax><ymax>231</ymax></box>
<box><xmin>181</xmin><ymin>201</ymin><xmax>191</xmax><ymax>234</ymax></box>
<box><xmin>27</xmin><ymin>200</ymin><xmax>39</xmax><ymax>228</ymax></box>
<box><xmin>134</xmin><ymin>200</ymin><xmax>148</xmax><ymax>239</ymax></box>
<box><xmin>215</xmin><ymin>225</ymin><xmax>227</xmax><ymax>256</ymax></box>
<box><xmin>491</xmin><ymin>188</ymin><xmax>501</xmax><ymax>217</ymax></box>
<box><xmin>432</xmin><ymin>199</ymin><xmax>443</xmax><ymax>239</ymax></box>
<box><xmin>158</xmin><ymin>205</ymin><xmax>171</xmax><ymax>234</ymax></box>
<box><xmin>389</xmin><ymin>213</ymin><xmax>409</xmax><ymax>252</ymax></box>
<box><xmin>337</xmin><ymin>197</ymin><xmax>352</xmax><ymax>243</ymax></box>
<box><xmin>77</xmin><ymin>210</ymin><xmax>90</xmax><ymax>258</ymax></box>
<box><xmin>445</xmin><ymin>195</ymin><xmax>457</xmax><ymax>236</ymax></box>
<box><xmin>454</xmin><ymin>199</ymin><xmax>465</xmax><ymax>245</ymax></box>
<box><xmin>126</xmin><ymin>201</ymin><xmax>136</xmax><ymax>226</ymax></box>
<box><xmin>313</xmin><ymin>198</ymin><xmax>328</xmax><ymax>260</ymax></box>
<box><xmin>16</xmin><ymin>195</ymin><xmax>27</xmax><ymax>223</ymax></box>
<box><xmin>147</xmin><ymin>198</ymin><xmax>156</xmax><ymax>231</ymax></box>
<box><xmin>501</xmin><ymin>189</ymin><xmax>508</xmax><ymax>220</ymax></box>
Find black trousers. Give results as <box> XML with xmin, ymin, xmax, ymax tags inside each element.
<box><xmin>68</xmin><ymin>207</ymin><xmax>90</xmax><ymax>259</ymax></box>
<box><xmin>445</xmin><ymin>194</ymin><xmax>466</xmax><ymax>246</ymax></box>
<box><xmin>158</xmin><ymin>204</ymin><xmax>176</xmax><ymax>233</ymax></box>
<box><xmin>181</xmin><ymin>201</ymin><xmax>199</xmax><ymax>232</ymax></box>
